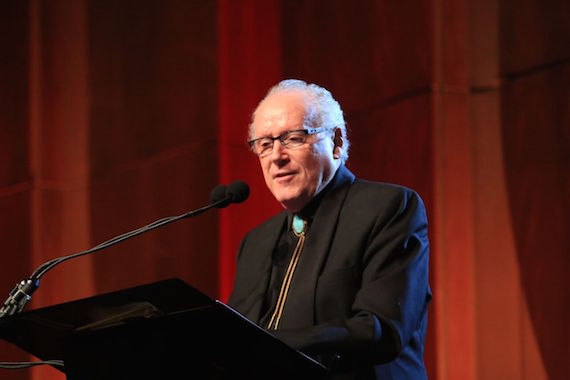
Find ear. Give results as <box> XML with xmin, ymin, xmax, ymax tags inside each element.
<box><xmin>332</xmin><ymin>128</ymin><xmax>343</xmax><ymax>159</ymax></box>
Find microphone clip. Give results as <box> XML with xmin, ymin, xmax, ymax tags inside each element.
<box><xmin>0</xmin><ymin>278</ymin><xmax>39</xmax><ymax>318</ymax></box>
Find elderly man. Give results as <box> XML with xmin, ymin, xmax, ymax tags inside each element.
<box><xmin>228</xmin><ymin>79</ymin><xmax>431</xmax><ymax>379</ymax></box>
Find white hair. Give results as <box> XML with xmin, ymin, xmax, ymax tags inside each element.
<box><xmin>249</xmin><ymin>79</ymin><xmax>350</xmax><ymax>163</ymax></box>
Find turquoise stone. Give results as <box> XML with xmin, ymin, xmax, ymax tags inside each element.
<box><xmin>292</xmin><ymin>215</ymin><xmax>305</xmax><ymax>235</ymax></box>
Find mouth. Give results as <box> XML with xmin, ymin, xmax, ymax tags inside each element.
<box><xmin>274</xmin><ymin>172</ymin><xmax>296</xmax><ymax>181</ymax></box>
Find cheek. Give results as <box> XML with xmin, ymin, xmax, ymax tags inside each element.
<box><xmin>260</xmin><ymin>162</ymin><xmax>272</xmax><ymax>183</ymax></box>
<box><xmin>303</xmin><ymin>152</ymin><xmax>326</xmax><ymax>178</ymax></box>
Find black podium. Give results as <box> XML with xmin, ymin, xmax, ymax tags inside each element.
<box><xmin>0</xmin><ymin>278</ymin><xmax>328</xmax><ymax>379</ymax></box>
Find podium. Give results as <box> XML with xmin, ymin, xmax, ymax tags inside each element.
<box><xmin>0</xmin><ymin>278</ymin><xmax>328</xmax><ymax>379</ymax></box>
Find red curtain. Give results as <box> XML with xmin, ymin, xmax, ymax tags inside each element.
<box><xmin>0</xmin><ymin>1</ymin><xmax>568</xmax><ymax>380</ymax></box>
<box><xmin>217</xmin><ymin>0</ymin><xmax>284</xmax><ymax>302</ymax></box>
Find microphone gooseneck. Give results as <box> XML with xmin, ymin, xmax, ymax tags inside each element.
<box><xmin>0</xmin><ymin>180</ymin><xmax>249</xmax><ymax>318</ymax></box>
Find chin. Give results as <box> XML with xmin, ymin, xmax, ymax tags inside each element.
<box><xmin>276</xmin><ymin>197</ymin><xmax>299</xmax><ymax>211</ymax></box>
<box><xmin>275</xmin><ymin>192</ymin><xmax>310</xmax><ymax>212</ymax></box>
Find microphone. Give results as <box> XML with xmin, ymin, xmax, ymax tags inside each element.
<box><xmin>0</xmin><ymin>180</ymin><xmax>249</xmax><ymax>318</ymax></box>
<box><xmin>226</xmin><ymin>180</ymin><xmax>249</xmax><ymax>204</ymax></box>
<box><xmin>209</xmin><ymin>180</ymin><xmax>250</xmax><ymax>208</ymax></box>
<box><xmin>210</xmin><ymin>184</ymin><xmax>229</xmax><ymax>206</ymax></box>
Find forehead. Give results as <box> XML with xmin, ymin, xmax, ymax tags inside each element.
<box><xmin>253</xmin><ymin>91</ymin><xmax>308</xmax><ymax>136</ymax></box>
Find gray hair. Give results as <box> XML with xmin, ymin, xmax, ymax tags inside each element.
<box><xmin>249</xmin><ymin>79</ymin><xmax>350</xmax><ymax>163</ymax></box>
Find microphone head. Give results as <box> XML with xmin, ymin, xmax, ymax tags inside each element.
<box><xmin>210</xmin><ymin>184</ymin><xmax>231</xmax><ymax>208</ymax></box>
<box><xmin>226</xmin><ymin>180</ymin><xmax>250</xmax><ymax>204</ymax></box>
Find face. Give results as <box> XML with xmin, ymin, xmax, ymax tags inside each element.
<box><xmin>252</xmin><ymin>90</ymin><xmax>342</xmax><ymax>212</ymax></box>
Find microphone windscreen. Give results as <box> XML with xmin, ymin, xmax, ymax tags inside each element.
<box><xmin>226</xmin><ymin>180</ymin><xmax>250</xmax><ymax>203</ymax></box>
<box><xmin>210</xmin><ymin>184</ymin><xmax>230</xmax><ymax>208</ymax></box>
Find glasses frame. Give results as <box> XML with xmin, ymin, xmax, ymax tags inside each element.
<box><xmin>248</xmin><ymin>127</ymin><xmax>332</xmax><ymax>157</ymax></box>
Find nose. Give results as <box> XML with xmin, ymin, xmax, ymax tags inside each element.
<box><xmin>270</xmin><ymin>139</ymin><xmax>288</xmax><ymax>162</ymax></box>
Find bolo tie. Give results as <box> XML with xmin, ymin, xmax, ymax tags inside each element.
<box><xmin>266</xmin><ymin>214</ymin><xmax>307</xmax><ymax>330</ymax></box>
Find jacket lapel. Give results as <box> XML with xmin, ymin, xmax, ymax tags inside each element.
<box><xmin>279</xmin><ymin>166</ymin><xmax>355</xmax><ymax>328</ymax></box>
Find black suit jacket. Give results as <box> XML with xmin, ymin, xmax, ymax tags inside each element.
<box><xmin>228</xmin><ymin>166</ymin><xmax>431</xmax><ymax>379</ymax></box>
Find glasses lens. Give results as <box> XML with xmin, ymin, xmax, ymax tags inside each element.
<box><xmin>255</xmin><ymin>138</ymin><xmax>274</xmax><ymax>156</ymax></box>
<box><xmin>282</xmin><ymin>131</ymin><xmax>306</xmax><ymax>148</ymax></box>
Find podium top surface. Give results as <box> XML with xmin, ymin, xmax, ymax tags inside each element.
<box><xmin>0</xmin><ymin>278</ymin><xmax>328</xmax><ymax>379</ymax></box>
<box><xmin>0</xmin><ymin>278</ymin><xmax>210</xmax><ymax>358</ymax></box>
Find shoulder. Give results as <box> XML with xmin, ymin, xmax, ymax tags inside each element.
<box><xmin>343</xmin><ymin>178</ymin><xmax>428</xmax><ymax>229</ymax></box>
<box><xmin>339</xmin><ymin>166</ymin><xmax>424</xmax><ymax>208</ymax></box>
<box><xmin>349</xmin><ymin>179</ymin><xmax>425</xmax><ymax>207</ymax></box>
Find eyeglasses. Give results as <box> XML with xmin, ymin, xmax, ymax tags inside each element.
<box><xmin>248</xmin><ymin>128</ymin><xmax>331</xmax><ymax>157</ymax></box>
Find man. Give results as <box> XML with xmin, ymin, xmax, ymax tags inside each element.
<box><xmin>228</xmin><ymin>79</ymin><xmax>431</xmax><ymax>379</ymax></box>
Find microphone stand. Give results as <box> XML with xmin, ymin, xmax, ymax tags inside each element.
<box><xmin>0</xmin><ymin>196</ymin><xmax>232</xmax><ymax>319</ymax></box>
